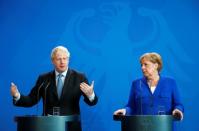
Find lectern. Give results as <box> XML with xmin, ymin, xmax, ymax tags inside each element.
<box><xmin>113</xmin><ymin>115</ymin><xmax>173</xmax><ymax>131</ymax></box>
<box><xmin>14</xmin><ymin>115</ymin><xmax>80</xmax><ymax>131</ymax></box>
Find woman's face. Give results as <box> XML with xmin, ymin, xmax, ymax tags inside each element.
<box><xmin>141</xmin><ymin>58</ymin><xmax>158</xmax><ymax>78</ymax></box>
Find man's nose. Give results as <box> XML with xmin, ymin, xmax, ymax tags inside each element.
<box><xmin>60</xmin><ymin>59</ymin><xmax>65</xmax><ymax>63</ymax></box>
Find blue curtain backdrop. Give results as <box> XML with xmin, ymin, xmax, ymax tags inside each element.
<box><xmin>0</xmin><ymin>0</ymin><xmax>199</xmax><ymax>130</ymax></box>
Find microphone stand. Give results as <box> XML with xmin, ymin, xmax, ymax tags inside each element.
<box><xmin>43</xmin><ymin>82</ymin><xmax>50</xmax><ymax>116</ymax></box>
<box><xmin>36</xmin><ymin>82</ymin><xmax>44</xmax><ymax>115</ymax></box>
<box><xmin>140</xmin><ymin>80</ymin><xmax>143</xmax><ymax>115</ymax></box>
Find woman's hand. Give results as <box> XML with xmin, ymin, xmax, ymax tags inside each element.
<box><xmin>114</xmin><ymin>109</ymin><xmax>126</xmax><ymax>115</ymax></box>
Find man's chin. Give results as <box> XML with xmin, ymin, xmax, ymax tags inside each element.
<box><xmin>57</xmin><ymin>68</ymin><xmax>66</xmax><ymax>73</ymax></box>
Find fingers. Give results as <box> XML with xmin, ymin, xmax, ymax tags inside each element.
<box><xmin>114</xmin><ymin>109</ymin><xmax>126</xmax><ymax>115</ymax></box>
<box><xmin>11</xmin><ymin>82</ymin><xmax>16</xmax><ymax>86</ymax></box>
<box><xmin>10</xmin><ymin>82</ymin><xmax>19</xmax><ymax>97</ymax></box>
<box><xmin>80</xmin><ymin>83</ymin><xmax>89</xmax><ymax>92</ymax></box>
<box><xmin>80</xmin><ymin>81</ymin><xmax>94</xmax><ymax>97</ymax></box>
<box><xmin>80</xmin><ymin>81</ymin><xmax>94</xmax><ymax>91</ymax></box>
<box><xmin>91</xmin><ymin>81</ymin><xmax>94</xmax><ymax>87</ymax></box>
<box><xmin>80</xmin><ymin>82</ymin><xmax>88</xmax><ymax>92</ymax></box>
<box><xmin>11</xmin><ymin>82</ymin><xmax>17</xmax><ymax>90</ymax></box>
<box><xmin>80</xmin><ymin>82</ymin><xmax>88</xmax><ymax>88</ymax></box>
<box><xmin>114</xmin><ymin>110</ymin><xmax>120</xmax><ymax>115</ymax></box>
<box><xmin>115</xmin><ymin>110</ymin><xmax>124</xmax><ymax>115</ymax></box>
<box><xmin>80</xmin><ymin>81</ymin><xmax>93</xmax><ymax>88</ymax></box>
<box><xmin>172</xmin><ymin>109</ymin><xmax>183</xmax><ymax>120</ymax></box>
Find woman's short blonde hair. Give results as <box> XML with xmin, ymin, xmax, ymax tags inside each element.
<box><xmin>140</xmin><ymin>52</ymin><xmax>163</xmax><ymax>72</ymax></box>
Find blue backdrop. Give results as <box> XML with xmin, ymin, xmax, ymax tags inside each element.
<box><xmin>0</xmin><ymin>0</ymin><xmax>199</xmax><ymax>130</ymax></box>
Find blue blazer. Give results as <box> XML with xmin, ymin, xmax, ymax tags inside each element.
<box><xmin>125</xmin><ymin>76</ymin><xmax>184</xmax><ymax>115</ymax></box>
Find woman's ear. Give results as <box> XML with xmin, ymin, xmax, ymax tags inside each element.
<box><xmin>155</xmin><ymin>63</ymin><xmax>159</xmax><ymax>70</ymax></box>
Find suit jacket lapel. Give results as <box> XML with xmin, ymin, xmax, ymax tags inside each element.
<box><xmin>153</xmin><ymin>76</ymin><xmax>162</xmax><ymax>97</ymax></box>
<box><xmin>49</xmin><ymin>71</ymin><xmax>58</xmax><ymax>98</ymax></box>
<box><xmin>60</xmin><ymin>68</ymin><xmax>72</xmax><ymax>100</ymax></box>
<box><xmin>141</xmin><ymin>77</ymin><xmax>151</xmax><ymax>95</ymax></box>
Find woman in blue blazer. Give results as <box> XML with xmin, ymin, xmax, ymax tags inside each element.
<box><xmin>114</xmin><ymin>52</ymin><xmax>184</xmax><ymax>120</ymax></box>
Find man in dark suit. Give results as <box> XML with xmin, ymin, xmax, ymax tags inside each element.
<box><xmin>10</xmin><ymin>46</ymin><xmax>98</xmax><ymax>131</ymax></box>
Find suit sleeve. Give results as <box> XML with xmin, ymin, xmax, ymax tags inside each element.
<box><xmin>171</xmin><ymin>79</ymin><xmax>184</xmax><ymax>113</ymax></box>
<box><xmin>81</xmin><ymin>74</ymin><xmax>98</xmax><ymax>106</ymax></box>
<box><xmin>125</xmin><ymin>81</ymin><xmax>136</xmax><ymax>115</ymax></box>
<box><xmin>13</xmin><ymin>76</ymin><xmax>43</xmax><ymax>107</ymax></box>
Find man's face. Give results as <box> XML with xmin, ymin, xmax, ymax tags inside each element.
<box><xmin>52</xmin><ymin>50</ymin><xmax>69</xmax><ymax>73</ymax></box>
<box><xmin>141</xmin><ymin>58</ymin><xmax>158</xmax><ymax>78</ymax></box>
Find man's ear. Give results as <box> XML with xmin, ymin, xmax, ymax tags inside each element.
<box><xmin>51</xmin><ymin>58</ymin><xmax>55</xmax><ymax>65</ymax></box>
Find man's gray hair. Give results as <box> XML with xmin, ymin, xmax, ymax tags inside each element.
<box><xmin>51</xmin><ymin>46</ymin><xmax>70</xmax><ymax>59</ymax></box>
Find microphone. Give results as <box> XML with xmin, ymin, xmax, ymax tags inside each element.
<box><xmin>36</xmin><ymin>82</ymin><xmax>45</xmax><ymax>115</ymax></box>
<box><xmin>43</xmin><ymin>81</ymin><xmax>50</xmax><ymax>116</ymax></box>
<box><xmin>139</xmin><ymin>80</ymin><xmax>143</xmax><ymax>115</ymax></box>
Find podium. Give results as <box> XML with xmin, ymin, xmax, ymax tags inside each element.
<box><xmin>113</xmin><ymin>115</ymin><xmax>173</xmax><ymax>131</ymax></box>
<box><xmin>14</xmin><ymin>115</ymin><xmax>80</xmax><ymax>131</ymax></box>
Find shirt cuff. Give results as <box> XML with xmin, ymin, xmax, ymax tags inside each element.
<box><xmin>13</xmin><ymin>93</ymin><xmax>21</xmax><ymax>102</ymax></box>
<box><xmin>88</xmin><ymin>92</ymin><xmax>95</xmax><ymax>102</ymax></box>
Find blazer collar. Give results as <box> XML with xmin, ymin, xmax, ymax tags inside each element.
<box><xmin>141</xmin><ymin>75</ymin><xmax>162</xmax><ymax>96</ymax></box>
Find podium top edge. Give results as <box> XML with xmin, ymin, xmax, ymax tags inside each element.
<box><xmin>125</xmin><ymin>115</ymin><xmax>173</xmax><ymax>117</ymax></box>
<box><xmin>113</xmin><ymin>115</ymin><xmax>174</xmax><ymax>121</ymax></box>
<box><xmin>14</xmin><ymin>115</ymin><xmax>80</xmax><ymax>122</ymax></box>
<box><xmin>15</xmin><ymin>114</ymin><xmax>80</xmax><ymax>117</ymax></box>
